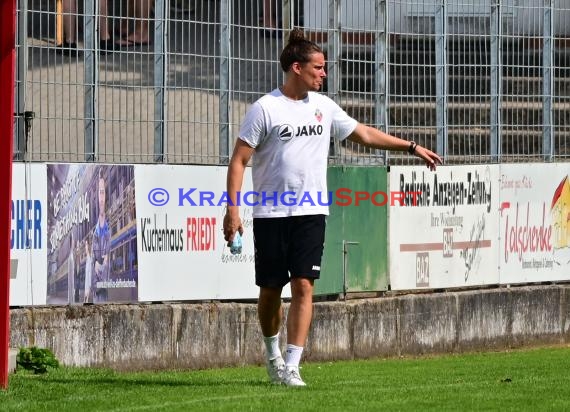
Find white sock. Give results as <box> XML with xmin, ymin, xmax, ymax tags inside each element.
<box><xmin>263</xmin><ymin>333</ymin><xmax>282</xmax><ymax>361</ymax></box>
<box><xmin>284</xmin><ymin>344</ymin><xmax>304</xmax><ymax>368</ymax></box>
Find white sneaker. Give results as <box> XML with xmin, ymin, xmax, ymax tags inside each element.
<box><xmin>282</xmin><ymin>366</ymin><xmax>306</xmax><ymax>387</ymax></box>
<box><xmin>266</xmin><ymin>356</ymin><xmax>285</xmax><ymax>384</ymax></box>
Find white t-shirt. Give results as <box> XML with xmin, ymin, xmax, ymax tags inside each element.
<box><xmin>239</xmin><ymin>89</ymin><xmax>357</xmax><ymax>217</ymax></box>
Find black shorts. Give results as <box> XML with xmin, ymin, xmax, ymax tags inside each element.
<box><xmin>253</xmin><ymin>214</ymin><xmax>326</xmax><ymax>288</ymax></box>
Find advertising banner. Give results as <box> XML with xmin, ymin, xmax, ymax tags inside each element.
<box><xmin>499</xmin><ymin>163</ymin><xmax>570</xmax><ymax>283</ymax></box>
<box><xmin>389</xmin><ymin>165</ymin><xmax>500</xmax><ymax>290</ymax></box>
<box><xmin>135</xmin><ymin>165</ymin><xmax>269</xmax><ymax>301</ymax></box>
<box><xmin>46</xmin><ymin>164</ymin><xmax>138</xmax><ymax>304</ymax></box>
<box><xmin>10</xmin><ymin>163</ymin><xmax>47</xmax><ymax>306</ymax></box>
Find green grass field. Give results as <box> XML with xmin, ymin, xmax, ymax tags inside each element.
<box><xmin>2</xmin><ymin>346</ymin><xmax>570</xmax><ymax>411</ymax></box>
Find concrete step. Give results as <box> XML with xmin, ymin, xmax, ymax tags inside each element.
<box><xmin>340</xmin><ymin>74</ymin><xmax>570</xmax><ymax>97</ymax></box>
<box><xmin>380</xmin><ymin>64</ymin><xmax>570</xmax><ymax>80</ymax></box>
<box><xmin>337</xmin><ymin>127</ymin><xmax>570</xmax><ymax>164</ymax></box>
<box><xmin>389</xmin><ymin>127</ymin><xmax>564</xmax><ymax>139</ymax></box>
<box><xmin>341</xmin><ymin>49</ymin><xmax>570</xmax><ymax>74</ymax></box>
<box><xmin>388</xmin><ymin>127</ymin><xmax>570</xmax><ymax>157</ymax></box>
<box><xmin>339</xmin><ymin>45</ymin><xmax>570</xmax><ymax>94</ymax></box>
<box><xmin>343</xmin><ymin>37</ymin><xmax>570</xmax><ymax>67</ymax></box>
<box><xmin>340</xmin><ymin>99</ymin><xmax>570</xmax><ymax>127</ymax></box>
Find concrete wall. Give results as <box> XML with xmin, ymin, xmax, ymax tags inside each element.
<box><xmin>9</xmin><ymin>285</ymin><xmax>570</xmax><ymax>370</ymax></box>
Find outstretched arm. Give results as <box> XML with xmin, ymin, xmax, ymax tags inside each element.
<box><xmin>348</xmin><ymin>123</ymin><xmax>443</xmax><ymax>170</ymax></box>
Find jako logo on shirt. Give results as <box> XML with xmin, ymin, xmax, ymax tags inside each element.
<box><xmin>278</xmin><ymin>124</ymin><xmax>295</xmax><ymax>141</ymax></box>
<box><xmin>277</xmin><ymin>124</ymin><xmax>324</xmax><ymax>142</ymax></box>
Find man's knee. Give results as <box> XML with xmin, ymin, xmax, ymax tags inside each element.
<box><xmin>290</xmin><ymin>277</ymin><xmax>314</xmax><ymax>298</ymax></box>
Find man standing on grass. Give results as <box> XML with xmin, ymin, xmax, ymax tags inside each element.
<box><xmin>223</xmin><ymin>28</ymin><xmax>442</xmax><ymax>387</ymax></box>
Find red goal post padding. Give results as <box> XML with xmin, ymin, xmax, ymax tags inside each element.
<box><xmin>0</xmin><ymin>0</ymin><xmax>16</xmax><ymax>390</ymax></box>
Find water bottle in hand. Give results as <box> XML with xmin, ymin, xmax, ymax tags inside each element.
<box><xmin>229</xmin><ymin>232</ymin><xmax>242</xmax><ymax>255</ymax></box>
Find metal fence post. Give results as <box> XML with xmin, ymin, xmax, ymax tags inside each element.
<box><xmin>375</xmin><ymin>0</ymin><xmax>388</xmax><ymax>164</ymax></box>
<box><xmin>327</xmin><ymin>0</ymin><xmax>341</xmax><ymax>159</ymax></box>
<box><xmin>490</xmin><ymin>0</ymin><xmax>502</xmax><ymax>162</ymax></box>
<box><xmin>84</xmin><ymin>0</ymin><xmax>96</xmax><ymax>161</ymax></box>
<box><xmin>154</xmin><ymin>0</ymin><xmax>167</xmax><ymax>163</ymax></box>
<box><xmin>542</xmin><ymin>0</ymin><xmax>554</xmax><ymax>161</ymax></box>
<box><xmin>282</xmin><ymin>0</ymin><xmax>291</xmax><ymax>31</ymax></box>
<box><xmin>327</xmin><ymin>0</ymin><xmax>340</xmax><ymax>102</ymax></box>
<box><xmin>435</xmin><ymin>0</ymin><xmax>447</xmax><ymax>158</ymax></box>
<box><xmin>14</xmin><ymin>0</ymin><xmax>28</xmax><ymax>161</ymax></box>
<box><xmin>218</xmin><ymin>0</ymin><xmax>231</xmax><ymax>165</ymax></box>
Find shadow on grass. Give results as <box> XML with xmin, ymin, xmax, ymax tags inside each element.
<box><xmin>35</xmin><ymin>374</ymin><xmax>270</xmax><ymax>388</ymax></box>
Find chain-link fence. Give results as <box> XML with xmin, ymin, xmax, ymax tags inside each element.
<box><xmin>14</xmin><ymin>0</ymin><xmax>570</xmax><ymax>165</ymax></box>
